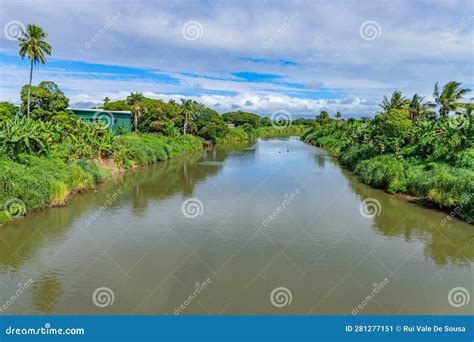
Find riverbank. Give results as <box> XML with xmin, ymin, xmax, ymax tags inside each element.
<box><xmin>2</xmin><ymin>137</ymin><xmax>472</xmax><ymax>315</ymax></box>
<box><xmin>302</xmin><ymin>122</ymin><xmax>473</xmax><ymax>223</ymax></box>
<box><xmin>0</xmin><ymin>134</ymin><xmax>203</xmax><ymax>225</ymax></box>
<box><xmin>0</xmin><ymin>127</ymin><xmax>308</xmax><ymax>225</ymax></box>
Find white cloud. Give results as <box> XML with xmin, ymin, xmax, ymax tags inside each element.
<box><xmin>0</xmin><ymin>0</ymin><xmax>472</xmax><ymax>117</ymax></box>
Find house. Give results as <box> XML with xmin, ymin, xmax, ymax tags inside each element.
<box><xmin>70</xmin><ymin>108</ymin><xmax>132</xmax><ymax>134</ymax></box>
<box><xmin>227</xmin><ymin>123</ymin><xmax>235</xmax><ymax>129</ymax></box>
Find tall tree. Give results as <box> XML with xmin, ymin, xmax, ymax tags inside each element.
<box><xmin>126</xmin><ymin>92</ymin><xmax>145</xmax><ymax>132</ymax></box>
<box><xmin>181</xmin><ymin>99</ymin><xmax>194</xmax><ymax>134</ymax></box>
<box><xmin>18</xmin><ymin>24</ymin><xmax>52</xmax><ymax>119</ymax></box>
<box><xmin>433</xmin><ymin>81</ymin><xmax>470</xmax><ymax>116</ymax></box>
<box><xmin>315</xmin><ymin>111</ymin><xmax>330</xmax><ymax>125</ymax></box>
<box><xmin>379</xmin><ymin>91</ymin><xmax>408</xmax><ymax>112</ymax></box>
<box><xmin>408</xmin><ymin>94</ymin><xmax>434</xmax><ymax>122</ymax></box>
<box><xmin>335</xmin><ymin>111</ymin><xmax>342</xmax><ymax>122</ymax></box>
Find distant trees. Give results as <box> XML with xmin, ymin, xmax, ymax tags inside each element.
<box><xmin>18</xmin><ymin>24</ymin><xmax>52</xmax><ymax>119</ymax></box>
<box><xmin>222</xmin><ymin>111</ymin><xmax>261</xmax><ymax>128</ymax></box>
<box><xmin>192</xmin><ymin>107</ymin><xmax>228</xmax><ymax>142</ymax></box>
<box><xmin>292</xmin><ymin>118</ymin><xmax>313</xmax><ymax>125</ymax></box>
<box><xmin>315</xmin><ymin>111</ymin><xmax>331</xmax><ymax>125</ymax></box>
<box><xmin>260</xmin><ymin>117</ymin><xmax>272</xmax><ymax>126</ymax></box>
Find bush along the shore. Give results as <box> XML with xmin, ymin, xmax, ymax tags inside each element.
<box><xmin>303</xmin><ymin>83</ymin><xmax>473</xmax><ymax>223</ymax></box>
<box><xmin>0</xmin><ymin>120</ymin><xmax>204</xmax><ymax>224</ymax></box>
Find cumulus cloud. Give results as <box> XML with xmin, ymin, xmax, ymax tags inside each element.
<box><xmin>0</xmin><ymin>0</ymin><xmax>472</xmax><ymax>117</ymax></box>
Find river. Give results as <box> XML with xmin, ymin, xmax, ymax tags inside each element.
<box><xmin>0</xmin><ymin>137</ymin><xmax>472</xmax><ymax>315</ymax></box>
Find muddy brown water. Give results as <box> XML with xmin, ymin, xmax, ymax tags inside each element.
<box><xmin>0</xmin><ymin>137</ymin><xmax>472</xmax><ymax>315</ymax></box>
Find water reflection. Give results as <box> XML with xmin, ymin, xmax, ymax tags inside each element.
<box><xmin>31</xmin><ymin>272</ymin><xmax>62</xmax><ymax>313</ymax></box>
<box><xmin>0</xmin><ymin>137</ymin><xmax>472</xmax><ymax>315</ymax></box>
<box><xmin>345</xmin><ymin>171</ymin><xmax>474</xmax><ymax>267</ymax></box>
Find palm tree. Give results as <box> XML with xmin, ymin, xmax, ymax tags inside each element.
<box><xmin>18</xmin><ymin>24</ymin><xmax>52</xmax><ymax>119</ymax></box>
<box><xmin>408</xmin><ymin>94</ymin><xmax>434</xmax><ymax>122</ymax></box>
<box><xmin>335</xmin><ymin>111</ymin><xmax>342</xmax><ymax>122</ymax></box>
<box><xmin>433</xmin><ymin>81</ymin><xmax>471</xmax><ymax>116</ymax></box>
<box><xmin>126</xmin><ymin>92</ymin><xmax>145</xmax><ymax>132</ymax></box>
<box><xmin>379</xmin><ymin>91</ymin><xmax>408</xmax><ymax>112</ymax></box>
<box><xmin>181</xmin><ymin>99</ymin><xmax>194</xmax><ymax>134</ymax></box>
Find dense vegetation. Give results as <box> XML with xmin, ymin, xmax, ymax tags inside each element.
<box><xmin>1</xmin><ymin>77</ymin><xmax>309</xmax><ymax>224</ymax></box>
<box><xmin>303</xmin><ymin>82</ymin><xmax>473</xmax><ymax>222</ymax></box>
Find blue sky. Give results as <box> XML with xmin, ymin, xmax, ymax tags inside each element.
<box><xmin>0</xmin><ymin>0</ymin><xmax>473</xmax><ymax>117</ymax></box>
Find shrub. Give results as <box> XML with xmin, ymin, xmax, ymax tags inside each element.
<box><xmin>454</xmin><ymin>148</ymin><xmax>474</xmax><ymax>169</ymax></box>
<box><xmin>340</xmin><ymin>144</ymin><xmax>377</xmax><ymax>169</ymax></box>
<box><xmin>354</xmin><ymin>154</ymin><xmax>407</xmax><ymax>190</ymax></box>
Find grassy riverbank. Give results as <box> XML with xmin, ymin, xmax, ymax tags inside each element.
<box><xmin>0</xmin><ymin>133</ymin><xmax>203</xmax><ymax>224</ymax></box>
<box><xmin>303</xmin><ymin>115</ymin><xmax>473</xmax><ymax>223</ymax></box>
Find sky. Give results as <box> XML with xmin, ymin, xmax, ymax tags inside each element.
<box><xmin>0</xmin><ymin>0</ymin><xmax>473</xmax><ymax>118</ymax></box>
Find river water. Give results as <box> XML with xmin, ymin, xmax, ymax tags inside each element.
<box><xmin>0</xmin><ymin>137</ymin><xmax>472</xmax><ymax>315</ymax></box>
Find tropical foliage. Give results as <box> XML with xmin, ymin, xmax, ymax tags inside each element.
<box><xmin>303</xmin><ymin>82</ymin><xmax>473</xmax><ymax>222</ymax></box>
<box><xmin>221</xmin><ymin>111</ymin><xmax>261</xmax><ymax>128</ymax></box>
<box><xmin>1</xmin><ymin>74</ymin><xmax>311</xmax><ymax>223</ymax></box>
<box><xmin>18</xmin><ymin>24</ymin><xmax>52</xmax><ymax>118</ymax></box>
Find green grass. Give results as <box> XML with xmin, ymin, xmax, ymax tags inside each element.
<box><xmin>0</xmin><ymin>133</ymin><xmax>204</xmax><ymax>224</ymax></box>
<box><xmin>354</xmin><ymin>154</ymin><xmax>407</xmax><ymax>190</ymax></box>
